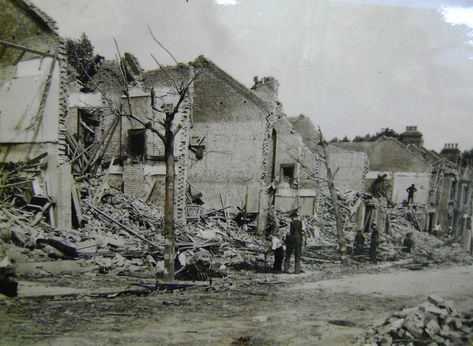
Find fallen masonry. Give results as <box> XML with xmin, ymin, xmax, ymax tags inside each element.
<box><xmin>364</xmin><ymin>295</ymin><xmax>473</xmax><ymax>345</ymax></box>
<box><xmin>0</xmin><ymin>162</ymin><xmax>471</xmax><ymax>294</ymax></box>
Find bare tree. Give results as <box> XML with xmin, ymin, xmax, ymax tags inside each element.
<box><xmin>274</xmin><ymin>128</ymin><xmax>348</xmax><ymax>264</ymax></box>
<box><xmin>317</xmin><ymin>127</ymin><xmax>348</xmax><ymax>265</ymax></box>
<box><xmin>71</xmin><ymin>32</ymin><xmax>202</xmax><ymax>282</ymax></box>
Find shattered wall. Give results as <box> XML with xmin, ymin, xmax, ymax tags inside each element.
<box><xmin>78</xmin><ymin>65</ymin><xmax>193</xmax><ymax>226</ymax></box>
<box><xmin>188</xmin><ymin>58</ymin><xmax>272</xmax><ymax>222</ymax></box>
<box><xmin>333</xmin><ymin>139</ymin><xmax>432</xmax><ymax>173</ymax></box>
<box><xmin>325</xmin><ymin>145</ymin><xmax>369</xmax><ymax>193</ymax></box>
<box><xmin>0</xmin><ymin>0</ymin><xmax>72</xmax><ymax>229</ymax></box>
<box><xmin>271</xmin><ymin>115</ymin><xmax>318</xmax><ymax>215</ymax></box>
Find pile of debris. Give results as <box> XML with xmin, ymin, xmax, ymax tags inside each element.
<box><xmin>309</xmin><ymin>190</ymin><xmax>472</xmax><ymax>266</ymax></box>
<box><xmin>364</xmin><ymin>295</ymin><xmax>473</xmax><ymax>345</ymax></box>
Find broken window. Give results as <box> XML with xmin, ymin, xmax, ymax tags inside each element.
<box><xmin>280</xmin><ymin>164</ymin><xmax>295</xmax><ymax>187</ymax></box>
<box><xmin>77</xmin><ymin>108</ymin><xmax>99</xmax><ymax>149</ymax></box>
<box><xmin>128</xmin><ymin>129</ymin><xmax>146</xmax><ymax>158</ymax></box>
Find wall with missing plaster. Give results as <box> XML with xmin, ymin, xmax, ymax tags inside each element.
<box><xmin>333</xmin><ymin>139</ymin><xmax>431</xmax><ymax>173</ymax></box>
<box><xmin>324</xmin><ymin>145</ymin><xmax>369</xmax><ymax>193</ymax></box>
<box><xmin>0</xmin><ymin>58</ymin><xmax>60</xmax><ymax>143</ymax></box>
<box><xmin>187</xmin><ymin>59</ymin><xmax>271</xmax><ymax>216</ymax></box>
<box><xmin>85</xmin><ymin>66</ymin><xmax>192</xmax><ymax>226</ymax></box>
<box><xmin>272</xmin><ymin>115</ymin><xmax>319</xmax><ymax>215</ymax></box>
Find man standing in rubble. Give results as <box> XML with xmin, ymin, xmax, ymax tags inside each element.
<box><xmin>403</xmin><ymin>232</ymin><xmax>415</xmax><ymax>253</ymax></box>
<box><xmin>406</xmin><ymin>184</ymin><xmax>417</xmax><ymax>205</ymax></box>
<box><xmin>369</xmin><ymin>224</ymin><xmax>381</xmax><ymax>264</ymax></box>
<box><xmin>353</xmin><ymin>229</ymin><xmax>365</xmax><ymax>257</ymax></box>
<box><xmin>283</xmin><ymin>210</ymin><xmax>304</xmax><ymax>274</ymax></box>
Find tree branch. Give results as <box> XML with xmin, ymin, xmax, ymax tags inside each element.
<box><xmin>147</xmin><ymin>24</ymin><xmax>179</xmax><ymax>65</ymax></box>
<box><xmin>150</xmin><ymin>53</ymin><xmax>180</xmax><ymax>91</ymax></box>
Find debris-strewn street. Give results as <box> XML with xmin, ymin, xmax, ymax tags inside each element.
<box><xmin>2</xmin><ymin>0</ymin><xmax>473</xmax><ymax>345</ymax></box>
<box><xmin>1</xmin><ymin>263</ymin><xmax>473</xmax><ymax>345</ymax></box>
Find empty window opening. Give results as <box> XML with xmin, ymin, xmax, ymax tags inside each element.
<box><xmin>281</xmin><ymin>164</ymin><xmax>295</xmax><ymax>187</ymax></box>
<box><xmin>128</xmin><ymin>129</ymin><xmax>146</xmax><ymax>157</ymax></box>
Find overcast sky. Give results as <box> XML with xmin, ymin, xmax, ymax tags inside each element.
<box><xmin>32</xmin><ymin>0</ymin><xmax>473</xmax><ymax>151</ymax></box>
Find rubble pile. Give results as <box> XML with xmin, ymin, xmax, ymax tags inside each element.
<box><xmin>307</xmin><ymin>191</ymin><xmax>472</xmax><ymax>266</ymax></box>
<box><xmin>364</xmin><ymin>295</ymin><xmax>473</xmax><ymax>345</ymax></box>
<box><xmin>175</xmin><ymin>218</ymin><xmax>267</xmax><ymax>279</ymax></box>
<box><xmin>78</xmin><ymin>180</ymin><xmax>267</xmax><ymax>277</ymax></box>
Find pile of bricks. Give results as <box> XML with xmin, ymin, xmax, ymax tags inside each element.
<box><xmin>364</xmin><ymin>295</ymin><xmax>473</xmax><ymax>345</ymax></box>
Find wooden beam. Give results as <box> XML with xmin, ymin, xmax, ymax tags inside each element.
<box><xmin>14</xmin><ymin>50</ymin><xmax>26</xmax><ymax>65</ymax></box>
<box><xmin>0</xmin><ymin>40</ymin><xmax>55</xmax><ymax>58</ymax></box>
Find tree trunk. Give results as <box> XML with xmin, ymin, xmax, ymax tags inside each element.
<box><xmin>163</xmin><ymin>117</ymin><xmax>175</xmax><ymax>282</ymax></box>
<box><xmin>318</xmin><ymin>129</ymin><xmax>347</xmax><ymax>265</ymax></box>
<box><xmin>326</xmin><ymin>163</ymin><xmax>348</xmax><ymax>265</ymax></box>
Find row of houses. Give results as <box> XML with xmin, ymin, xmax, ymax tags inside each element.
<box><xmin>1</xmin><ymin>0</ymin><xmax>471</xmax><ymax>250</ymax></box>
<box><xmin>0</xmin><ymin>0</ymin><xmax>322</xmax><ymax>235</ymax></box>
<box><xmin>328</xmin><ymin>128</ymin><xmax>473</xmax><ymax>250</ymax></box>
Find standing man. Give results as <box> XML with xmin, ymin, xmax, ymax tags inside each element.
<box><xmin>353</xmin><ymin>229</ymin><xmax>365</xmax><ymax>257</ymax></box>
<box><xmin>283</xmin><ymin>210</ymin><xmax>304</xmax><ymax>274</ymax></box>
<box><xmin>402</xmin><ymin>232</ymin><xmax>415</xmax><ymax>253</ymax></box>
<box><xmin>406</xmin><ymin>184</ymin><xmax>417</xmax><ymax>205</ymax></box>
<box><xmin>265</xmin><ymin>234</ymin><xmax>285</xmax><ymax>273</ymax></box>
<box><xmin>369</xmin><ymin>224</ymin><xmax>381</xmax><ymax>264</ymax></box>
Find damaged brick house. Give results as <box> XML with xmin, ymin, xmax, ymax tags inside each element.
<box><xmin>187</xmin><ymin>59</ymin><xmax>322</xmax><ymax>229</ymax></box>
<box><xmin>0</xmin><ymin>0</ymin><xmax>73</xmax><ymax>229</ymax></box>
<box><xmin>440</xmin><ymin>143</ymin><xmax>473</xmax><ymax>249</ymax></box>
<box><xmin>271</xmin><ymin>114</ymin><xmax>320</xmax><ymax>216</ymax></box>
<box><xmin>331</xmin><ymin>126</ymin><xmax>467</xmax><ymax>236</ymax></box>
<box><xmin>75</xmin><ymin>54</ymin><xmax>322</xmax><ymax>232</ymax></box>
<box><xmin>66</xmin><ymin>62</ymin><xmax>192</xmax><ymax>227</ymax></box>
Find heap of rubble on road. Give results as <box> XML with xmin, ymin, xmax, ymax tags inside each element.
<box><xmin>1</xmin><ymin>170</ymin><xmax>268</xmax><ymax>280</ymax></box>
<box><xmin>303</xmin><ymin>189</ymin><xmax>472</xmax><ymax>267</ymax></box>
<box><xmin>364</xmin><ymin>295</ymin><xmax>473</xmax><ymax>346</ymax></box>
<box><xmin>1</xmin><ymin>158</ymin><xmax>471</xmax><ymax>284</ymax></box>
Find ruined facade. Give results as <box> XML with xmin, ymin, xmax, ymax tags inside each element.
<box><xmin>331</xmin><ymin>126</ymin><xmax>471</xmax><ymax>236</ymax></box>
<box><xmin>0</xmin><ymin>0</ymin><xmax>72</xmax><ymax>229</ymax></box>
<box><xmin>271</xmin><ymin>115</ymin><xmax>319</xmax><ymax>216</ymax></box>
<box><xmin>65</xmin><ymin>64</ymin><xmax>193</xmax><ymax>227</ymax></box>
<box><xmin>440</xmin><ymin>144</ymin><xmax>473</xmax><ymax>250</ymax></box>
<box><xmin>186</xmin><ymin>61</ymin><xmax>321</xmax><ymax>224</ymax></box>
<box><xmin>187</xmin><ymin>58</ymin><xmax>277</xmax><ymax>231</ymax></box>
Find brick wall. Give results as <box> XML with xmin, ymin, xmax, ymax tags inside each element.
<box><xmin>123</xmin><ymin>163</ymin><xmax>145</xmax><ymax>197</ymax></box>
<box><xmin>188</xmin><ymin>64</ymin><xmax>269</xmax><ymax>211</ymax></box>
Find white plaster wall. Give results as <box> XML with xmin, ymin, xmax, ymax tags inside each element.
<box><xmin>0</xmin><ymin>58</ymin><xmax>60</xmax><ymax>143</ymax></box>
<box><xmin>391</xmin><ymin>172</ymin><xmax>431</xmax><ymax>204</ymax></box>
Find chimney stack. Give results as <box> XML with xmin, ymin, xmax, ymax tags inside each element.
<box><xmin>251</xmin><ymin>76</ymin><xmax>279</xmax><ymax>103</ymax></box>
<box><xmin>440</xmin><ymin>143</ymin><xmax>461</xmax><ymax>165</ymax></box>
<box><xmin>400</xmin><ymin>126</ymin><xmax>424</xmax><ymax>147</ymax></box>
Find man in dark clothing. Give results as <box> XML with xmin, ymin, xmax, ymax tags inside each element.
<box><xmin>283</xmin><ymin>211</ymin><xmax>304</xmax><ymax>274</ymax></box>
<box><xmin>406</xmin><ymin>184</ymin><xmax>417</xmax><ymax>204</ymax></box>
<box><xmin>353</xmin><ymin>229</ymin><xmax>365</xmax><ymax>256</ymax></box>
<box><xmin>369</xmin><ymin>225</ymin><xmax>381</xmax><ymax>264</ymax></box>
<box><xmin>402</xmin><ymin>232</ymin><xmax>415</xmax><ymax>253</ymax></box>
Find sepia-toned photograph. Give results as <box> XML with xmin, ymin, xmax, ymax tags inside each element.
<box><xmin>1</xmin><ymin>0</ymin><xmax>473</xmax><ymax>344</ymax></box>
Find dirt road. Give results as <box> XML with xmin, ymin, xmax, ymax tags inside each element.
<box><xmin>1</xmin><ymin>264</ymin><xmax>473</xmax><ymax>345</ymax></box>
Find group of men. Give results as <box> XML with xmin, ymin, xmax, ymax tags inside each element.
<box><xmin>265</xmin><ymin>206</ymin><xmax>417</xmax><ymax>272</ymax></box>
<box><xmin>353</xmin><ymin>225</ymin><xmax>415</xmax><ymax>263</ymax></box>
<box><xmin>265</xmin><ymin>211</ymin><xmax>304</xmax><ymax>274</ymax></box>
<box><xmin>353</xmin><ymin>226</ymin><xmax>382</xmax><ymax>263</ymax></box>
